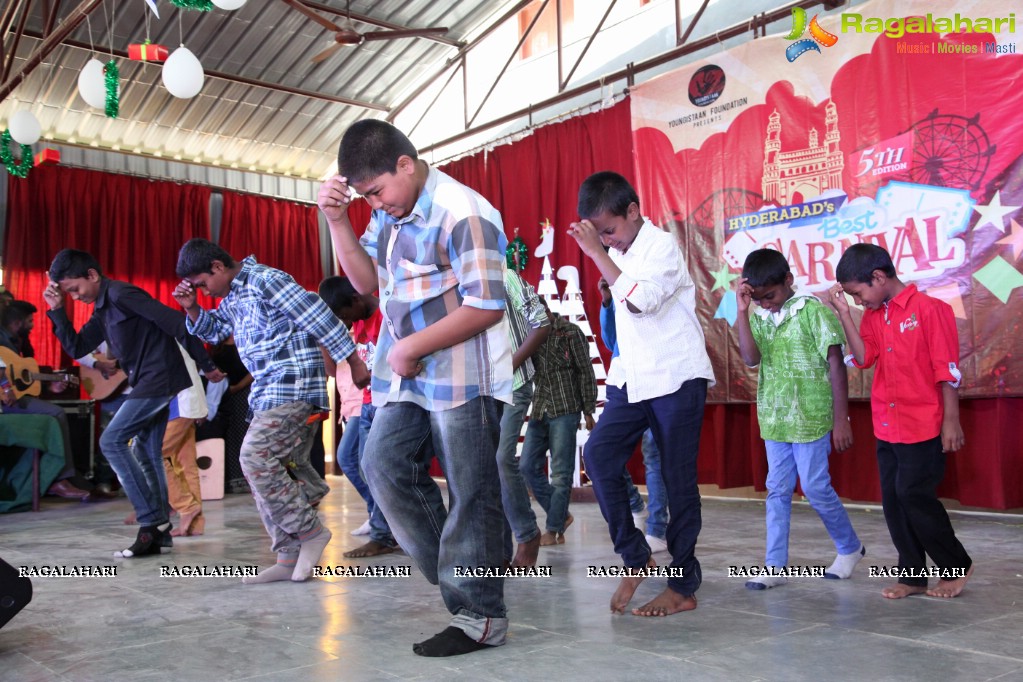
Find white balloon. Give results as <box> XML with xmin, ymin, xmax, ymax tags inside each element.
<box><xmin>162</xmin><ymin>47</ymin><xmax>205</xmax><ymax>99</ymax></box>
<box><xmin>78</xmin><ymin>58</ymin><xmax>107</xmax><ymax>109</ymax></box>
<box><xmin>8</xmin><ymin>110</ymin><xmax>41</xmax><ymax>145</ymax></box>
<box><xmin>212</xmin><ymin>0</ymin><xmax>247</xmax><ymax>9</ymax></box>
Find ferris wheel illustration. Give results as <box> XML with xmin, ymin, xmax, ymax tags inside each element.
<box><xmin>683</xmin><ymin>187</ymin><xmax>765</xmax><ymax>232</ymax></box>
<box><xmin>896</xmin><ymin>109</ymin><xmax>996</xmax><ymax>190</ymax></box>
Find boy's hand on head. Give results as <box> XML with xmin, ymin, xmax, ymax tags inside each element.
<box><xmin>941</xmin><ymin>418</ymin><xmax>965</xmax><ymax>452</ymax></box>
<box><xmin>318</xmin><ymin>175</ymin><xmax>353</xmax><ymax>223</ymax></box>
<box><xmin>43</xmin><ymin>281</ymin><xmax>64</xmax><ymax>310</ymax></box>
<box><xmin>825</xmin><ymin>284</ymin><xmax>850</xmax><ymax>316</ymax></box>
<box><xmin>172</xmin><ymin>280</ymin><xmax>198</xmax><ymax>310</ymax></box>
<box><xmin>567</xmin><ymin>220</ymin><xmax>603</xmax><ymax>258</ymax></box>
<box><xmin>832</xmin><ymin>418</ymin><xmax>853</xmax><ymax>452</ymax></box>
<box><xmin>736</xmin><ymin>279</ymin><xmax>753</xmax><ymax>312</ymax></box>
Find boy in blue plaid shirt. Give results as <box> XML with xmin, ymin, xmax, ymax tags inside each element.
<box><xmin>174</xmin><ymin>239</ymin><xmax>369</xmax><ymax>584</ymax></box>
<box><xmin>319</xmin><ymin>120</ymin><xmax>514</xmax><ymax>657</ymax></box>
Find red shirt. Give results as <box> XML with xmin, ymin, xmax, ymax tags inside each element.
<box><xmin>351</xmin><ymin>309</ymin><xmax>382</xmax><ymax>405</ymax></box>
<box><xmin>853</xmin><ymin>284</ymin><xmax>960</xmax><ymax>444</ymax></box>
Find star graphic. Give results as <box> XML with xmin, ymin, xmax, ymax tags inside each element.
<box><xmin>972</xmin><ymin>191</ymin><xmax>1021</xmax><ymax>231</ymax></box>
<box><xmin>710</xmin><ymin>264</ymin><xmax>740</xmax><ymax>291</ymax></box>
<box><xmin>997</xmin><ymin>219</ymin><xmax>1023</xmax><ymax>261</ymax></box>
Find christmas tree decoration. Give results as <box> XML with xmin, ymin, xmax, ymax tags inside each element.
<box><xmin>535</xmin><ymin>218</ymin><xmax>554</xmax><ymax>258</ymax></box>
<box><xmin>7</xmin><ymin>111</ymin><xmax>41</xmax><ymax>145</ymax></box>
<box><xmin>506</xmin><ymin>227</ymin><xmax>529</xmax><ymax>272</ymax></box>
<box><xmin>104</xmin><ymin>60</ymin><xmax>120</xmax><ymax>118</ymax></box>
<box><xmin>169</xmin><ymin>0</ymin><xmax>213</xmax><ymax>10</ymax></box>
<box><xmin>78</xmin><ymin>58</ymin><xmax>107</xmax><ymax>109</ymax></box>
<box><xmin>34</xmin><ymin>148</ymin><xmax>61</xmax><ymax>166</ymax></box>
<box><xmin>1</xmin><ymin>130</ymin><xmax>34</xmax><ymax>178</ymax></box>
<box><xmin>162</xmin><ymin>46</ymin><xmax>205</xmax><ymax>98</ymax></box>
<box><xmin>128</xmin><ymin>42</ymin><xmax>169</xmax><ymax>62</ymax></box>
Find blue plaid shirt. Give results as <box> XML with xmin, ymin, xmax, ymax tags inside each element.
<box><xmin>187</xmin><ymin>256</ymin><xmax>356</xmax><ymax>413</ymax></box>
<box><xmin>360</xmin><ymin>166</ymin><xmax>513</xmax><ymax>411</ymax></box>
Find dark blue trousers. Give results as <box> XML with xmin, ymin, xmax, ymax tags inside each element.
<box><xmin>583</xmin><ymin>379</ymin><xmax>707</xmax><ymax>596</ymax></box>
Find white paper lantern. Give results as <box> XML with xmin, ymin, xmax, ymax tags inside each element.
<box><xmin>212</xmin><ymin>0</ymin><xmax>247</xmax><ymax>9</ymax></box>
<box><xmin>8</xmin><ymin>110</ymin><xmax>41</xmax><ymax>145</ymax></box>
<box><xmin>162</xmin><ymin>47</ymin><xmax>205</xmax><ymax>99</ymax></box>
<box><xmin>78</xmin><ymin>58</ymin><xmax>107</xmax><ymax>109</ymax></box>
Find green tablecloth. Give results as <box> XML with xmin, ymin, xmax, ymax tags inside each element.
<box><xmin>0</xmin><ymin>414</ymin><xmax>66</xmax><ymax>513</ymax></box>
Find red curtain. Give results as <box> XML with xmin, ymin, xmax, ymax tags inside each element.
<box><xmin>219</xmin><ymin>191</ymin><xmax>323</xmax><ymax>292</ymax></box>
<box><xmin>4</xmin><ymin>166</ymin><xmax>210</xmax><ymax>369</ymax></box>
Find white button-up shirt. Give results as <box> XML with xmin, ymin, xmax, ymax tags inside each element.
<box><xmin>606</xmin><ymin>219</ymin><xmax>715</xmax><ymax>402</ymax></box>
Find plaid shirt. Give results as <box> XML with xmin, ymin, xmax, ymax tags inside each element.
<box><xmin>187</xmin><ymin>256</ymin><xmax>355</xmax><ymax>413</ymax></box>
<box><xmin>360</xmin><ymin>166</ymin><xmax>513</xmax><ymax>411</ymax></box>
<box><xmin>504</xmin><ymin>269</ymin><xmax>550</xmax><ymax>390</ymax></box>
<box><xmin>530</xmin><ymin>314</ymin><xmax>597</xmax><ymax>419</ymax></box>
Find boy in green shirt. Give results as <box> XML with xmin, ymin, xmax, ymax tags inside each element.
<box><xmin>735</xmin><ymin>249</ymin><xmax>864</xmax><ymax>589</ymax></box>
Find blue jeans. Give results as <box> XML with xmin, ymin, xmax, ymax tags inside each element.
<box><xmin>520</xmin><ymin>411</ymin><xmax>579</xmax><ymax>533</ymax></box>
<box><xmin>764</xmin><ymin>434</ymin><xmax>861</xmax><ymax>566</ymax></box>
<box><xmin>584</xmin><ymin>380</ymin><xmax>707</xmax><ymax>596</ymax></box>
<box><xmin>624</xmin><ymin>473</ymin><xmax>646</xmax><ymax>514</ymax></box>
<box><xmin>358</xmin><ymin>403</ymin><xmax>395</xmax><ymax>547</ymax></box>
<box><xmin>496</xmin><ymin>383</ymin><xmax>539</xmax><ymax>546</ymax></box>
<box><xmin>641</xmin><ymin>429</ymin><xmax>668</xmax><ymax>539</ymax></box>
<box><xmin>100</xmin><ymin>396</ymin><xmax>173</xmax><ymax>527</ymax></box>
<box><xmin>337</xmin><ymin>414</ymin><xmax>372</xmax><ymax>515</ymax></box>
<box><xmin>361</xmin><ymin>397</ymin><xmax>507</xmax><ymax>645</ymax></box>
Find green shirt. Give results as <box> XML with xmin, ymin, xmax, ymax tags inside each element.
<box><xmin>750</xmin><ymin>294</ymin><xmax>845</xmax><ymax>443</ymax></box>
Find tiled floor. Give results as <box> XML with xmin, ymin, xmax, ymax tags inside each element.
<box><xmin>1</xmin><ymin>478</ymin><xmax>1021</xmax><ymax>681</ymax></box>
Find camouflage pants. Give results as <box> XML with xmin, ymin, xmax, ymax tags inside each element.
<box><xmin>241</xmin><ymin>401</ymin><xmax>324</xmax><ymax>554</ymax></box>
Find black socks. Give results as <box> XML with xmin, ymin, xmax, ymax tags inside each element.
<box><xmin>413</xmin><ymin>627</ymin><xmax>491</xmax><ymax>657</ymax></box>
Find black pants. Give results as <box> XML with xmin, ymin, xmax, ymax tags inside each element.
<box><xmin>877</xmin><ymin>437</ymin><xmax>971</xmax><ymax>586</ymax></box>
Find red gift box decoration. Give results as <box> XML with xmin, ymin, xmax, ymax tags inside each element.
<box><xmin>34</xmin><ymin>149</ymin><xmax>60</xmax><ymax>166</ymax></box>
<box><xmin>128</xmin><ymin>43</ymin><xmax>169</xmax><ymax>62</ymax></box>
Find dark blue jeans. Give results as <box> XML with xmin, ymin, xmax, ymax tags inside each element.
<box><xmin>100</xmin><ymin>396</ymin><xmax>173</xmax><ymax>527</ymax></box>
<box><xmin>583</xmin><ymin>380</ymin><xmax>707</xmax><ymax>596</ymax></box>
<box><xmin>358</xmin><ymin>403</ymin><xmax>395</xmax><ymax>547</ymax></box>
<box><xmin>361</xmin><ymin>397</ymin><xmax>507</xmax><ymax>645</ymax></box>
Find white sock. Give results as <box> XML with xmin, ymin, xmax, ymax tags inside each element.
<box><xmin>645</xmin><ymin>534</ymin><xmax>668</xmax><ymax>554</ymax></box>
<box><xmin>242</xmin><ymin>559</ymin><xmax>297</xmax><ymax>584</ymax></box>
<box><xmin>825</xmin><ymin>545</ymin><xmax>865</xmax><ymax>579</ymax></box>
<box><xmin>745</xmin><ymin>573</ymin><xmax>788</xmax><ymax>590</ymax></box>
<box><xmin>292</xmin><ymin>527</ymin><xmax>332</xmax><ymax>581</ymax></box>
<box><xmin>351</xmin><ymin>519</ymin><xmax>371</xmax><ymax>536</ymax></box>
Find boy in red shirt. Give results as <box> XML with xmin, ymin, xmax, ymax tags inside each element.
<box><xmin>827</xmin><ymin>243</ymin><xmax>972</xmax><ymax>599</ymax></box>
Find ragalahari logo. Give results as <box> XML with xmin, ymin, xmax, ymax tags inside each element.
<box><xmin>785</xmin><ymin>7</ymin><xmax>839</xmax><ymax>62</ymax></box>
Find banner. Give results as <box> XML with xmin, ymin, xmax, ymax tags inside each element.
<box><xmin>631</xmin><ymin>0</ymin><xmax>1023</xmax><ymax>400</ymax></box>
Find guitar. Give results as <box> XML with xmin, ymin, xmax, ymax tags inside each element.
<box><xmin>0</xmin><ymin>347</ymin><xmax>79</xmax><ymax>400</ymax></box>
<box><xmin>78</xmin><ymin>361</ymin><xmax>129</xmax><ymax>401</ymax></box>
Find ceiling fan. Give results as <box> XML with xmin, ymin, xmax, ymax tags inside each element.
<box><xmin>280</xmin><ymin>0</ymin><xmax>450</xmax><ymax>63</ymax></box>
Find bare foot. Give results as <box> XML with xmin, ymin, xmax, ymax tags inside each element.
<box><xmin>610</xmin><ymin>557</ymin><xmax>656</xmax><ymax>614</ymax></box>
<box><xmin>539</xmin><ymin>531</ymin><xmax>561</xmax><ymax>546</ymax></box>
<box><xmin>170</xmin><ymin>511</ymin><xmax>204</xmax><ymax>537</ymax></box>
<box><xmin>511</xmin><ymin>535</ymin><xmax>541</xmax><ymax>567</ymax></box>
<box><xmin>632</xmin><ymin>588</ymin><xmax>697</xmax><ymax>617</ymax></box>
<box><xmin>123</xmin><ymin>511</ymin><xmax>137</xmax><ymax>525</ymax></box>
<box><xmin>343</xmin><ymin>540</ymin><xmax>396</xmax><ymax>558</ymax></box>
<box><xmin>882</xmin><ymin>583</ymin><xmax>928</xmax><ymax>599</ymax></box>
<box><xmin>926</xmin><ymin>565</ymin><xmax>973</xmax><ymax>598</ymax></box>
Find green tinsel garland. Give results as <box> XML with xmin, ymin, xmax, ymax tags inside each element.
<box><xmin>104</xmin><ymin>60</ymin><xmax>119</xmax><ymax>119</ymax></box>
<box><xmin>506</xmin><ymin>236</ymin><xmax>529</xmax><ymax>271</ymax></box>
<box><xmin>170</xmin><ymin>0</ymin><xmax>214</xmax><ymax>10</ymax></box>
<box><xmin>0</xmin><ymin>130</ymin><xmax>33</xmax><ymax>179</ymax></box>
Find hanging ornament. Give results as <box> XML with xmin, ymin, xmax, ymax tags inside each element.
<box><xmin>78</xmin><ymin>58</ymin><xmax>108</xmax><ymax>109</ymax></box>
<box><xmin>1</xmin><ymin>130</ymin><xmax>34</xmax><ymax>178</ymax></box>
<box><xmin>211</xmin><ymin>0</ymin><xmax>247</xmax><ymax>9</ymax></box>
<box><xmin>104</xmin><ymin>60</ymin><xmax>120</xmax><ymax>118</ymax></box>
<box><xmin>8</xmin><ymin>111</ymin><xmax>41</xmax><ymax>145</ymax></box>
<box><xmin>128</xmin><ymin>41</ymin><xmax>169</xmax><ymax>62</ymax></box>
<box><xmin>506</xmin><ymin>227</ymin><xmax>529</xmax><ymax>272</ymax></box>
<box><xmin>34</xmin><ymin>148</ymin><xmax>61</xmax><ymax>166</ymax></box>
<box><xmin>169</xmin><ymin>0</ymin><xmax>213</xmax><ymax>10</ymax></box>
<box><xmin>162</xmin><ymin>46</ymin><xmax>205</xmax><ymax>98</ymax></box>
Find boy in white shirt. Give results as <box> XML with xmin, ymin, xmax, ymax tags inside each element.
<box><xmin>568</xmin><ymin>171</ymin><xmax>714</xmax><ymax>617</ymax></box>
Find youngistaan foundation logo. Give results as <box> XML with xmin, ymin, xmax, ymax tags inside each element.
<box><xmin>785</xmin><ymin>7</ymin><xmax>839</xmax><ymax>62</ymax></box>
